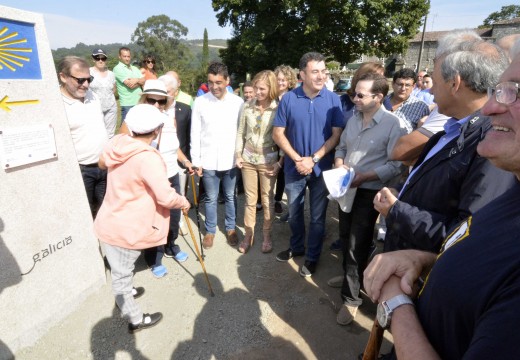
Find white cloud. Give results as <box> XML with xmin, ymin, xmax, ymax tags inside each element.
<box><xmin>42</xmin><ymin>13</ymin><xmax>134</xmax><ymax>49</ymax></box>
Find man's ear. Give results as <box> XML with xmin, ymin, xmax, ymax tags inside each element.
<box><xmin>451</xmin><ymin>74</ymin><xmax>462</xmax><ymax>94</ymax></box>
<box><xmin>58</xmin><ymin>72</ymin><xmax>67</xmax><ymax>85</ymax></box>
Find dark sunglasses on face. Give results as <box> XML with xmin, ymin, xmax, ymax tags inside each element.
<box><xmin>70</xmin><ymin>75</ymin><xmax>94</xmax><ymax>85</ymax></box>
<box><xmin>146</xmin><ymin>60</ymin><xmax>155</xmax><ymax>64</ymax></box>
<box><xmin>353</xmin><ymin>92</ymin><xmax>376</xmax><ymax>99</ymax></box>
<box><xmin>94</xmin><ymin>56</ymin><xmax>107</xmax><ymax>61</ymax></box>
<box><xmin>146</xmin><ymin>97</ymin><xmax>167</xmax><ymax>106</ymax></box>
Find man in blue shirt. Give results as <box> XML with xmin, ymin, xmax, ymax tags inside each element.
<box><xmin>273</xmin><ymin>52</ymin><xmax>344</xmax><ymax>277</ymax></box>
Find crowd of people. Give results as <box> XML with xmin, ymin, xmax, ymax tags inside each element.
<box><xmin>57</xmin><ymin>30</ymin><xmax>520</xmax><ymax>358</ymax></box>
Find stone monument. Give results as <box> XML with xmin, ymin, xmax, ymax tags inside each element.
<box><xmin>0</xmin><ymin>6</ymin><xmax>105</xmax><ymax>357</ymax></box>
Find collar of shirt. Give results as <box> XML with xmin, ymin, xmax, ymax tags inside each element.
<box><xmin>443</xmin><ymin>114</ymin><xmax>471</xmax><ymax>137</ymax></box>
<box><xmin>294</xmin><ymin>85</ymin><xmax>324</xmax><ymax>99</ymax></box>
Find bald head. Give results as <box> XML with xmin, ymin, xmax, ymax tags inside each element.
<box><xmin>497</xmin><ymin>34</ymin><xmax>520</xmax><ymax>59</ymax></box>
<box><xmin>166</xmin><ymin>71</ymin><xmax>181</xmax><ymax>85</ymax></box>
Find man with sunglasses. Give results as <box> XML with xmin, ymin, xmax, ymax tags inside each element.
<box><xmin>374</xmin><ymin>36</ymin><xmax>517</xmax><ymax>255</ymax></box>
<box><xmin>113</xmin><ymin>47</ymin><xmax>145</xmax><ymax>121</ymax></box>
<box><xmin>333</xmin><ymin>72</ymin><xmax>407</xmax><ymax>325</ymax></box>
<box><xmin>58</xmin><ymin>56</ymin><xmax>109</xmax><ymax>218</ymax></box>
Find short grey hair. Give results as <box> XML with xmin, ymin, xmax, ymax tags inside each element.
<box><xmin>158</xmin><ymin>74</ymin><xmax>178</xmax><ymax>92</ymax></box>
<box><xmin>439</xmin><ymin>40</ymin><xmax>509</xmax><ymax>94</ymax></box>
<box><xmin>435</xmin><ymin>30</ymin><xmax>481</xmax><ymax>58</ymax></box>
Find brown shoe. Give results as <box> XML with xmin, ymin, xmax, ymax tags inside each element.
<box><xmin>238</xmin><ymin>234</ymin><xmax>253</xmax><ymax>254</ymax></box>
<box><xmin>226</xmin><ymin>229</ymin><xmax>238</xmax><ymax>246</ymax></box>
<box><xmin>202</xmin><ymin>233</ymin><xmax>214</xmax><ymax>249</ymax></box>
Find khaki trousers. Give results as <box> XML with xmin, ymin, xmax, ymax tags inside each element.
<box><xmin>241</xmin><ymin>162</ymin><xmax>276</xmax><ymax>237</ymax></box>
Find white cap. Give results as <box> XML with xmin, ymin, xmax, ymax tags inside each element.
<box><xmin>125</xmin><ymin>104</ymin><xmax>164</xmax><ymax>135</ymax></box>
<box><xmin>142</xmin><ymin>79</ymin><xmax>172</xmax><ymax>97</ymax></box>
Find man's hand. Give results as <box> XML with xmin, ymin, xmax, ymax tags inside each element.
<box><xmin>295</xmin><ymin>157</ymin><xmax>314</xmax><ymax>176</ymax></box>
<box><xmin>364</xmin><ymin>250</ymin><xmax>436</xmax><ymax>303</ymax></box>
<box><xmin>195</xmin><ymin>166</ymin><xmax>203</xmax><ymax>177</ymax></box>
<box><xmin>373</xmin><ymin>187</ymin><xmax>398</xmax><ymax>217</ymax></box>
<box><xmin>235</xmin><ymin>158</ymin><xmax>244</xmax><ymax>169</ymax></box>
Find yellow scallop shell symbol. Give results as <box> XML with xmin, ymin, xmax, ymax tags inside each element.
<box><xmin>0</xmin><ymin>26</ymin><xmax>32</xmax><ymax>72</ymax></box>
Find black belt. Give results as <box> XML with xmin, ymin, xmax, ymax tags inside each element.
<box><xmin>80</xmin><ymin>163</ymin><xmax>99</xmax><ymax>168</ymax></box>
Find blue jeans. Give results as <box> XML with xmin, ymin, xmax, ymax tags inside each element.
<box><xmin>79</xmin><ymin>164</ymin><xmax>107</xmax><ymax>218</ymax></box>
<box><xmin>202</xmin><ymin>168</ymin><xmax>237</xmax><ymax>234</ymax></box>
<box><xmin>285</xmin><ymin>173</ymin><xmax>329</xmax><ymax>262</ymax></box>
<box><xmin>120</xmin><ymin>105</ymin><xmax>133</xmax><ymax>122</ymax></box>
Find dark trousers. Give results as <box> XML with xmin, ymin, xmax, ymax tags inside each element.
<box><xmin>340</xmin><ymin>188</ymin><xmax>379</xmax><ymax>307</ymax></box>
<box><xmin>145</xmin><ymin>174</ymin><xmax>181</xmax><ymax>267</ymax></box>
<box><xmin>80</xmin><ymin>164</ymin><xmax>107</xmax><ymax>218</ymax></box>
<box><xmin>274</xmin><ymin>169</ymin><xmax>285</xmax><ymax>202</ymax></box>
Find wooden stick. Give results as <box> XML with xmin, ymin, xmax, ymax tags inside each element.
<box><xmin>182</xmin><ymin>209</ymin><xmax>214</xmax><ymax>297</ymax></box>
<box><xmin>362</xmin><ymin>318</ymin><xmax>385</xmax><ymax>360</ymax></box>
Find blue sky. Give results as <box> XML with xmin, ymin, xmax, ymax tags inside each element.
<box><xmin>1</xmin><ymin>0</ymin><xmax>516</xmax><ymax>49</ymax></box>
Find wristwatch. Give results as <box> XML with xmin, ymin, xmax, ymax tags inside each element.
<box><xmin>377</xmin><ymin>294</ymin><xmax>414</xmax><ymax>329</ymax></box>
<box><xmin>312</xmin><ymin>154</ymin><xmax>321</xmax><ymax>164</ymax></box>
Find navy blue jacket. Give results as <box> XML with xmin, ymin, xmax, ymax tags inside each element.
<box><xmin>384</xmin><ymin>112</ymin><xmax>517</xmax><ymax>252</ymax></box>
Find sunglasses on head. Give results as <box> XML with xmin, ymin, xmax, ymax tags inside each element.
<box><xmin>146</xmin><ymin>97</ymin><xmax>167</xmax><ymax>106</ymax></box>
<box><xmin>69</xmin><ymin>75</ymin><xmax>94</xmax><ymax>85</ymax></box>
<box><xmin>146</xmin><ymin>60</ymin><xmax>155</xmax><ymax>64</ymax></box>
<box><xmin>94</xmin><ymin>56</ymin><xmax>107</xmax><ymax>61</ymax></box>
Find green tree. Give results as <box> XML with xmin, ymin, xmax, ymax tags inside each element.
<box><xmin>212</xmin><ymin>0</ymin><xmax>429</xmax><ymax>76</ymax></box>
<box><xmin>131</xmin><ymin>15</ymin><xmax>192</xmax><ymax>74</ymax></box>
<box><xmin>480</xmin><ymin>5</ymin><xmax>520</xmax><ymax>27</ymax></box>
<box><xmin>202</xmin><ymin>28</ymin><xmax>210</xmax><ymax>69</ymax></box>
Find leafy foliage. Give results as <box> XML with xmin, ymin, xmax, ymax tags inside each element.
<box><xmin>481</xmin><ymin>5</ymin><xmax>520</xmax><ymax>27</ymax></box>
<box><xmin>212</xmin><ymin>0</ymin><xmax>429</xmax><ymax>77</ymax></box>
<box><xmin>131</xmin><ymin>15</ymin><xmax>192</xmax><ymax>74</ymax></box>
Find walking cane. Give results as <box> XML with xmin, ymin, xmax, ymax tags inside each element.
<box><xmin>362</xmin><ymin>318</ymin><xmax>385</xmax><ymax>360</ymax></box>
<box><xmin>190</xmin><ymin>172</ymin><xmax>205</xmax><ymax>259</ymax></box>
<box><xmin>182</xmin><ymin>208</ymin><xmax>215</xmax><ymax>297</ymax></box>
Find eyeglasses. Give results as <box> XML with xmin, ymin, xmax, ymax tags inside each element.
<box><xmin>94</xmin><ymin>56</ymin><xmax>107</xmax><ymax>61</ymax></box>
<box><xmin>69</xmin><ymin>75</ymin><xmax>94</xmax><ymax>85</ymax></box>
<box><xmin>353</xmin><ymin>92</ymin><xmax>376</xmax><ymax>99</ymax></box>
<box><xmin>146</xmin><ymin>97</ymin><xmax>167</xmax><ymax>106</ymax></box>
<box><xmin>395</xmin><ymin>82</ymin><xmax>413</xmax><ymax>88</ymax></box>
<box><xmin>146</xmin><ymin>60</ymin><xmax>155</xmax><ymax>64</ymax></box>
<box><xmin>488</xmin><ymin>81</ymin><xmax>519</xmax><ymax>105</ymax></box>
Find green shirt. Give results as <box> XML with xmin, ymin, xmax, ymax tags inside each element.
<box><xmin>113</xmin><ymin>62</ymin><xmax>143</xmax><ymax>106</ymax></box>
<box><xmin>175</xmin><ymin>90</ymin><xmax>193</xmax><ymax>108</ymax></box>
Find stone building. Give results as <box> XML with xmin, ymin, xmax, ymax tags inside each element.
<box><xmin>403</xmin><ymin>17</ymin><xmax>520</xmax><ymax>72</ymax></box>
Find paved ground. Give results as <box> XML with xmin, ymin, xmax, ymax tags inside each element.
<box><xmin>15</xmin><ymin>192</ymin><xmax>394</xmax><ymax>360</ymax></box>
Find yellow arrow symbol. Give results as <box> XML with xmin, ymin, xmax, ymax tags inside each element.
<box><xmin>0</xmin><ymin>95</ymin><xmax>39</xmax><ymax>112</ymax></box>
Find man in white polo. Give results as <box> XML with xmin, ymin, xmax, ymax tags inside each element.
<box><xmin>58</xmin><ymin>56</ymin><xmax>108</xmax><ymax>218</ymax></box>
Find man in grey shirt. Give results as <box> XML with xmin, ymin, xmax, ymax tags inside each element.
<box><xmin>332</xmin><ymin>72</ymin><xmax>406</xmax><ymax>326</ymax></box>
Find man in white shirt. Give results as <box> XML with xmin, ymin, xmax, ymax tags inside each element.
<box><xmin>58</xmin><ymin>56</ymin><xmax>109</xmax><ymax>217</ymax></box>
<box><xmin>191</xmin><ymin>62</ymin><xmax>244</xmax><ymax>249</ymax></box>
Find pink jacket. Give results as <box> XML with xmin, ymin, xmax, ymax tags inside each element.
<box><xmin>94</xmin><ymin>134</ymin><xmax>189</xmax><ymax>250</ymax></box>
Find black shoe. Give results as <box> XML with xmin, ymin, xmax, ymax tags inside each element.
<box><xmin>279</xmin><ymin>213</ymin><xmax>289</xmax><ymax>222</ymax></box>
<box><xmin>329</xmin><ymin>239</ymin><xmax>342</xmax><ymax>252</ymax></box>
<box><xmin>299</xmin><ymin>261</ymin><xmax>317</xmax><ymax>277</ymax></box>
<box><xmin>128</xmin><ymin>312</ymin><xmax>162</xmax><ymax>333</ymax></box>
<box><xmin>276</xmin><ymin>248</ymin><xmax>305</xmax><ymax>262</ymax></box>
<box><xmin>132</xmin><ymin>287</ymin><xmax>145</xmax><ymax>299</ymax></box>
<box><xmin>164</xmin><ymin>246</ymin><xmax>174</xmax><ymax>258</ymax></box>
<box><xmin>256</xmin><ymin>203</ymin><xmax>263</xmax><ymax>212</ymax></box>
<box><xmin>274</xmin><ymin>201</ymin><xmax>283</xmax><ymax>214</ymax></box>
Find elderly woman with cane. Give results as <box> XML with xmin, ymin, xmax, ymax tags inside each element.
<box><xmin>119</xmin><ymin>79</ymin><xmax>193</xmax><ymax>278</ymax></box>
<box><xmin>235</xmin><ymin>70</ymin><xmax>280</xmax><ymax>254</ymax></box>
<box><xmin>95</xmin><ymin>104</ymin><xmax>190</xmax><ymax>333</ymax></box>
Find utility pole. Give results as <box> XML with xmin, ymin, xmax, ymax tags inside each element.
<box><xmin>417</xmin><ymin>9</ymin><xmax>428</xmax><ymax>72</ymax></box>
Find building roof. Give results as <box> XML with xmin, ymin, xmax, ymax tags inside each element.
<box><xmin>492</xmin><ymin>17</ymin><xmax>520</xmax><ymax>26</ymax></box>
<box><xmin>409</xmin><ymin>28</ymin><xmax>492</xmax><ymax>43</ymax></box>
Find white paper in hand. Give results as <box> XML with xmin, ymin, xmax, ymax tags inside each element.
<box><xmin>323</xmin><ymin>167</ymin><xmax>357</xmax><ymax>213</ymax></box>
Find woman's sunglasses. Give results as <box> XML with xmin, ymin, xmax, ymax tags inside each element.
<box><xmin>94</xmin><ymin>56</ymin><xmax>107</xmax><ymax>61</ymax></box>
<box><xmin>146</xmin><ymin>98</ymin><xmax>167</xmax><ymax>106</ymax></box>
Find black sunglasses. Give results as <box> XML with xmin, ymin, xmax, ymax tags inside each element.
<box><xmin>70</xmin><ymin>75</ymin><xmax>94</xmax><ymax>85</ymax></box>
<box><xmin>146</xmin><ymin>98</ymin><xmax>167</xmax><ymax>106</ymax></box>
<box><xmin>94</xmin><ymin>56</ymin><xmax>107</xmax><ymax>61</ymax></box>
<box><xmin>146</xmin><ymin>60</ymin><xmax>155</xmax><ymax>64</ymax></box>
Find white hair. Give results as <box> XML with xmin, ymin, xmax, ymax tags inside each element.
<box><xmin>158</xmin><ymin>74</ymin><xmax>178</xmax><ymax>92</ymax></box>
<box><xmin>436</xmin><ymin>29</ymin><xmax>482</xmax><ymax>58</ymax></box>
<box><xmin>511</xmin><ymin>38</ymin><xmax>520</xmax><ymax>60</ymax></box>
